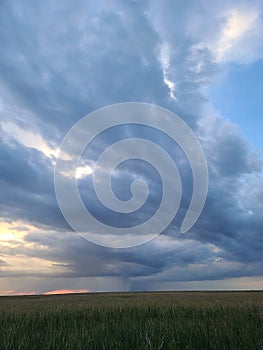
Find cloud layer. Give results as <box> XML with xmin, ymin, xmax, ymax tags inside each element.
<box><xmin>0</xmin><ymin>0</ymin><xmax>262</xmax><ymax>293</ymax></box>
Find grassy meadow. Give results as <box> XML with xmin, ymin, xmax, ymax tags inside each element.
<box><xmin>0</xmin><ymin>291</ymin><xmax>262</xmax><ymax>349</ymax></box>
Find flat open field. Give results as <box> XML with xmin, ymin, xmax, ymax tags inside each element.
<box><xmin>0</xmin><ymin>291</ymin><xmax>262</xmax><ymax>349</ymax></box>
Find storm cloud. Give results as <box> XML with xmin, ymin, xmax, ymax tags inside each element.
<box><xmin>0</xmin><ymin>0</ymin><xmax>262</xmax><ymax>293</ymax></box>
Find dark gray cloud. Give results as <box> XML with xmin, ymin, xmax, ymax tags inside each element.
<box><xmin>0</xmin><ymin>135</ymin><xmax>65</xmax><ymax>228</ymax></box>
<box><xmin>0</xmin><ymin>0</ymin><xmax>169</xmax><ymax>143</ymax></box>
<box><xmin>0</xmin><ymin>0</ymin><xmax>262</xmax><ymax>292</ymax></box>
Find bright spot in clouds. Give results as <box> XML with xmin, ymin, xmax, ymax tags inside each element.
<box><xmin>75</xmin><ymin>165</ymin><xmax>94</xmax><ymax>179</ymax></box>
<box><xmin>0</xmin><ymin>220</ymin><xmax>35</xmax><ymax>244</ymax></box>
<box><xmin>1</xmin><ymin>121</ymin><xmax>59</xmax><ymax>158</ymax></box>
<box><xmin>216</xmin><ymin>9</ymin><xmax>258</xmax><ymax>60</ymax></box>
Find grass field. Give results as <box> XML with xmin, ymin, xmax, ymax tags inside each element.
<box><xmin>0</xmin><ymin>291</ymin><xmax>262</xmax><ymax>349</ymax></box>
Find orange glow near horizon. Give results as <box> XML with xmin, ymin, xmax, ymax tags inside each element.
<box><xmin>0</xmin><ymin>289</ymin><xmax>89</xmax><ymax>296</ymax></box>
<box><xmin>44</xmin><ymin>289</ymin><xmax>89</xmax><ymax>295</ymax></box>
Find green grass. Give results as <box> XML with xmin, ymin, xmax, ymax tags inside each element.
<box><xmin>0</xmin><ymin>291</ymin><xmax>262</xmax><ymax>349</ymax></box>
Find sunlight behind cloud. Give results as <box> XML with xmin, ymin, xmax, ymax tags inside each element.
<box><xmin>2</xmin><ymin>252</ymin><xmax>68</xmax><ymax>276</ymax></box>
<box><xmin>216</xmin><ymin>9</ymin><xmax>258</xmax><ymax>61</ymax></box>
<box><xmin>75</xmin><ymin>165</ymin><xmax>94</xmax><ymax>179</ymax></box>
<box><xmin>0</xmin><ymin>220</ymin><xmax>35</xmax><ymax>245</ymax></box>
<box><xmin>1</xmin><ymin>121</ymin><xmax>58</xmax><ymax>158</ymax></box>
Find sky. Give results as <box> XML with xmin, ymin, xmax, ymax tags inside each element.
<box><xmin>0</xmin><ymin>0</ymin><xmax>263</xmax><ymax>295</ymax></box>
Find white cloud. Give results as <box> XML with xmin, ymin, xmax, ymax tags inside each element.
<box><xmin>1</xmin><ymin>121</ymin><xmax>58</xmax><ymax>158</ymax></box>
<box><xmin>216</xmin><ymin>9</ymin><xmax>259</xmax><ymax>62</ymax></box>
<box><xmin>159</xmin><ymin>43</ymin><xmax>177</xmax><ymax>99</ymax></box>
<box><xmin>75</xmin><ymin>164</ymin><xmax>94</xmax><ymax>179</ymax></box>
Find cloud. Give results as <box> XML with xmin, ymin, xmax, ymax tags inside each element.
<box><xmin>0</xmin><ymin>135</ymin><xmax>65</xmax><ymax>229</ymax></box>
<box><xmin>216</xmin><ymin>9</ymin><xmax>258</xmax><ymax>61</ymax></box>
<box><xmin>1</xmin><ymin>121</ymin><xmax>59</xmax><ymax>158</ymax></box>
<box><xmin>0</xmin><ymin>0</ymin><xmax>262</xmax><ymax>292</ymax></box>
<box><xmin>0</xmin><ymin>258</ymin><xmax>7</xmax><ymax>267</ymax></box>
<box><xmin>188</xmin><ymin>0</ymin><xmax>263</xmax><ymax>63</ymax></box>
